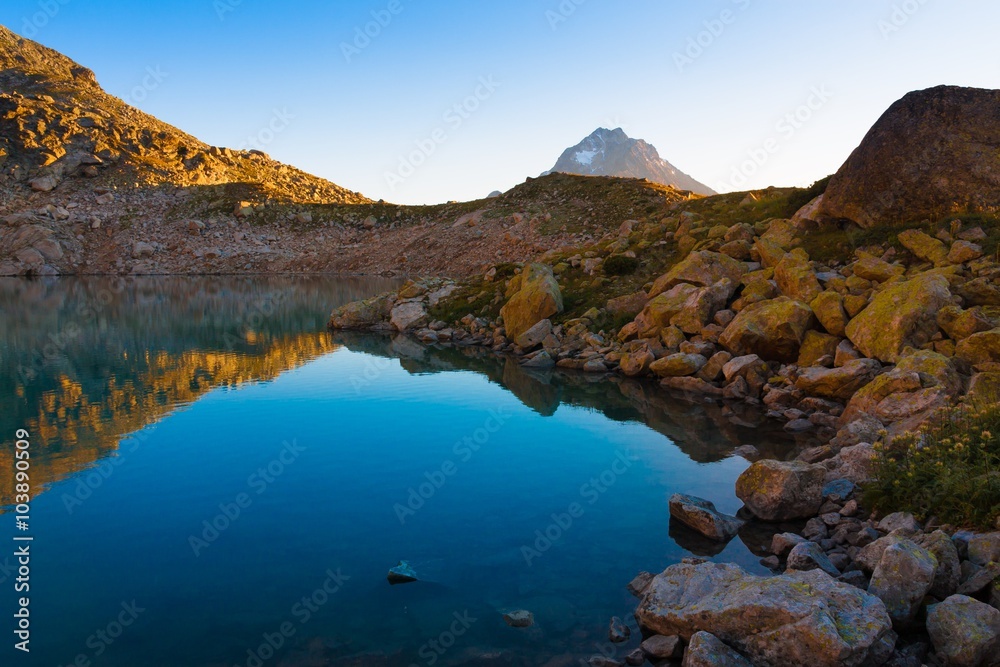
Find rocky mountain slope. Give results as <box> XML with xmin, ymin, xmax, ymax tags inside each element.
<box><xmin>0</xmin><ymin>25</ymin><xmax>709</xmax><ymax>278</ymax></box>
<box><xmin>550</xmin><ymin>127</ymin><xmax>716</xmax><ymax>196</ymax></box>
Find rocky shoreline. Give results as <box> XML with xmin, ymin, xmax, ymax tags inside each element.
<box><xmin>328</xmin><ymin>211</ymin><xmax>1000</xmax><ymax>664</ymax></box>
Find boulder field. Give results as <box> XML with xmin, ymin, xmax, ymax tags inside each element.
<box><xmin>329</xmin><ymin>214</ymin><xmax>1000</xmax><ymax>665</ymax></box>
<box><xmin>332</xmin><ymin>84</ymin><xmax>1000</xmax><ymax>666</ymax></box>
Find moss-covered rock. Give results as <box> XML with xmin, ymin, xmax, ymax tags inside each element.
<box><xmin>898</xmin><ymin>229</ymin><xmax>949</xmax><ymax>266</ymax></box>
<box><xmin>648</xmin><ymin>250</ymin><xmax>746</xmax><ymax>298</ymax></box>
<box><xmin>499</xmin><ymin>263</ymin><xmax>563</xmax><ymax>340</ymax></box>
<box><xmin>650</xmin><ymin>353</ymin><xmax>707</xmax><ymax>378</ymax></box>
<box><xmin>735</xmin><ymin>459</ymin><xmax>826</xmax><ymax>521</ymax></box>
<box><xmin>845</xmin><ymin>273</ymin><xmax>952</xmax><ymax>363</ymax></box>
<box><xmin>795</xmin><ymin>358</ymin><xmax>881</xmax><ymax>401</ymax></box>
<box><xmin>938</xmin><ymin>305</ymin><xmax>995</xmax><ymax>341</ymax></box>
<box><xmin>955</xmin><ymin>328</ymin><xmax>1000</xmax><ymax>370</ymax></box>
<box><xmin>775</xmin><ymin>249</ymin><xmax>822</xmax><ymax>303</ymax></box>
<box><xmin>797</xmin><ymin>330</ymin><xmax>840</xmax><ymax>367</ymax></box>
<box><xmin>810</xmin><ymin>290</ymin><xmax>849</xmax><ymax>337</ymax></box>
<box><xmin>636</xmin><ymin>562</ymin><xmax>895</xmax><ymax>667</ymax></box>
<box><xmin>719</xmin><ymin>297</ymin><xmax>814</xmax><ymax>363</ymax></box>
<box><xmin>634</xmin><ymin>283</ymin><xmax>700</xmax><ymax>338</ymax></box>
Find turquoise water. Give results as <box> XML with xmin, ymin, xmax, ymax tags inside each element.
<box><xmin>0</xmin><ymin>277</ymin><xmax>803</xmax><ymax>666</ymax></box>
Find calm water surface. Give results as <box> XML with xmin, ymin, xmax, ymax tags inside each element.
<box><xmin>0</xmin><ymin>277</ymin><xmax>806</xmax><ymax>667</ymax></box>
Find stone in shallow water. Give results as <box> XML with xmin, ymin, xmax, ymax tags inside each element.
<box><xmin>502</xmin><ymin>609</ymin><xmax>534</xmax><ymax>628</ymax></box>
<box><xmin>386</xmin><ymin>560</ymin><xmax>418</xmax><ymax>585</ymax></box>
<box><xmin>668</xmin><ymin>493</ymin><xmax>744</xmax><ymax>542</ymax></box>
<box><xmin>786</xmin><ymin>541</ymin><xmax>841</xmax><ymax>577</ymax></box>
<box><xmin>608</xmin><ymin>616</ymin><xmax>630</xmax><ymax>643</ymax></box>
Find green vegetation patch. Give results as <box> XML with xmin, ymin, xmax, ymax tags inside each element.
<box><xmin>865</xmin><ymin>393</ymin><xmax>1000</xmax><ymax>530</ymax></box>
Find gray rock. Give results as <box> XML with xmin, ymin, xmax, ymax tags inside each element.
<box><xmin>636</xmin><ymin>562</ymin><xmax>895</xmax><ymax>667</ymax></box>
<box><xmin>624</xmin><ymin>648</ymin><xmax>644</xmax><ymax>666</ymax></box>
<box><xmin>522</xmin><ymin>350</ymin><xmax>555</xmax><ymax>369</ymax></box>
<box><xmin>877</xmin><ymin>512</ymin><xmax>921</xmax><ymax>534</ymax></box>
<box><xmin>627</xmin><ymin>571</ymin><xmax>654</xmax><ymax>597</ymax></box>
<box><xmin>927</xmin><ymin>595</ymin><xmax>1000</xmax><ymax>667</ymax></box>
<box><xmin>389</xmin><ymin>301</ymin><xmax>428</xmax><ymax>331</ymax></box>
<box><xmin>682</xmin><ymin>631</ymin><xmax>753</xmax><ymax>667</ymax></box>
<box><xmin>641</xmin><ymin>634</ymin><xmax>682</xmax><ymax>659</ymax></box>
<box><xmin>915</xmin><ymin>530</ymin><xmax>961</xmax><ymax>600</ymax></box>
<box><xmin>669</xmin><ymin>493</ymin><xmax>744</xmax><ymax>542</ymax></box>
<box><xmin>515</xmin><ymin>318</ymin><xmax>552</xmax><ymax>349</ymax></box>
<box><xmin>786</xmin><ymin>541</ymin><xmax>841</xmax><ymax>577</ymax></box>
<box><xmin>735</xmin><ymin>460</ymin><xmax>826</xmax><ymax>521</ymax></box>
<box><xmin>968</xmin><ymin>532</ymin><xmax>1000</xmax><ymax>567</ymax></box>
<box><xmin>958</xmin><ymin>562</ymin><xmax>1000</xmax><ymax>596</ymax></box>
<box><xmin>771</xmin><ymin>532</ymin><xmax>807</xmax><ymax>557</ymax></box>
<box><xmin>732</xmin><ymin>445</ymin><xmax>760</xmax><ymax>461</ymax></box>
<box><xmin>869</xmin><ymin>538</ymin><xmax>937</xmax><ymax>625</ymax></box>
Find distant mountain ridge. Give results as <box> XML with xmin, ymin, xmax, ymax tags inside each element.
<box><xmin>550</xmin><ymin>127</ymin><xmax>715</xmax><ymax>195</ymax></box>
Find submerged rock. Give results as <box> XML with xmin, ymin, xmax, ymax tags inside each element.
<box><xmin>386</xmin><ymin>560</ymin><xmax>418</xmax><ymax>585</ymax></box>
<box><xmin>502</xmin><ymin>609</ymin><xmax>534</xmax><ymax>628</ymax></box>
<box><xmin>636</xmin><ymin>562</ymin><xmax>895</xmax><ymax>667</ymax></box>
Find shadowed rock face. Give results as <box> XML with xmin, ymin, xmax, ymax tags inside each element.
<box><xmin>819</xmin><ymin>85</ymin><xmax>1000</xmax><ymax>228</ymax></box>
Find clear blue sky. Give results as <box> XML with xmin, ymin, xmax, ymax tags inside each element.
<box><xmin>2</xmin><ymin>0</ymin><xmax>998</xmax><ymax>204</ymax></box>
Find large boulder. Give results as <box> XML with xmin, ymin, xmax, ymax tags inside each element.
<box><xmin>810</xmin><ymin>290</ymin><xmax>849</xmax><ymax>337</ymax></box>
<box><xmin>868</xmin><ymin>537</ymin><xmax>937</xmax><ymax>626</ymax></box>
<box><xmin>938</xmin><ymin>305</ymin><xmax>994</xmax><ymax>341</ymax></box>
<box><xmin>389</xmin><ymin>301</ymin><xmax>429</xmax><ymax>331</ymax></box>
<box><xmin>852</xmin><ymin>252</ymin><xmax>905</xmax><ymax>283</ymax></box>
<box><xmin>719</xmin><ymin>297</ymin><xmax>814</xmax><ymax>363</ymax></box>
<box><xmin>328</xmin><ymin>294</ymin><xmax>394</xmax><ymax>330</ymax></box>
<box><xmin>845</xmin><ymin>273</ymin><xmax>952</xmax><ymax>363</ymax></box>
<box><xmin>649</xmin><ymin>251</ymin><xmax>747</xmax><ymax>298</ymax></box>
<box><xmin>634</xmin><ymin>284</ymin><xmax>700</xmax><ymax>338</ymax></box>
<box><xmin>735</xmin><ymin>460</ymin><xmax>825</xmax><ymax>521</ymax></box>
<box><xmin>636</xmin><ymin>562</ymin><xmax>896</xmax><ymax>667</ymax></box>
<box><xmin>915</xmin><ymin>530</ymin><xmax>962</xmax><ymax>600</ymax></box>
<box><xmin>898</xmin><ymin>229</ymin><xmax>949</xmax><ymax>267</ymax></box>
<box><xmin>926</xmin><ymin>595</ymin><xmax>1000</xmax><ymax>667</ymax></box>
<box><xmin>775</xmin><ymin>250</ymin><xmax>822</xmax><ymax>302</ymax></box>
<box><xmin>651</xmin><ymin>353</ymin><xmax>707</xmax><ymax>378</ymax></box>
<box><xmin>668</xmin><ymin>494</ymin><xmax>744</xmax><ymax>542</ymax></box>
<box><xmin>956</xmin><ymin>328</ymin><xmax>1000</xmax><ymax>370</ymax></box>
<box><xmin>818</xmin><ymin>86</ymin><xmax>1000</xmax><ymax>228</ymax></box>
<box><xmin>795</xmin><ymin>358</ymin><xmax>882</xmax><ymax>401</ymax></box>
<box><xmin>500</xmin><ymin>263</ymin><xmax>563</xmax><ymax>341</ymax></box>
<box><xmin>671</xmin><ymin>280</ymin><xmax>735</xmax><ymax>334</ymax></box>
